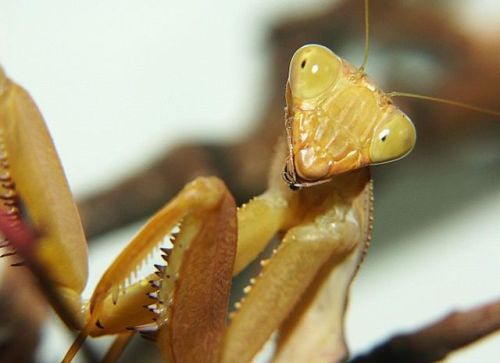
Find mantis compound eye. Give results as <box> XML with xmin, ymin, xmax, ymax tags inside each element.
<box><xmin>369</xmin><ymin>111</ymin><xmax>416</xmax><ymax>164</ymax></box>
<box><xmin>289</xmin><ymin>45</ymin><xmax>341</xmax><ymax>99</ymax></box>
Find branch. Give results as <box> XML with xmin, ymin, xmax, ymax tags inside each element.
<box><xmin>350</xmin><ymin>298</ymin><xmax>500</xmax><ymax>363</ymax></box>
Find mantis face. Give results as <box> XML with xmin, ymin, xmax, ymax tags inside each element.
<box><xmin>284</xmin><ymin>44</ymin><xmax>416</xmax><ymax>187</ymax></box>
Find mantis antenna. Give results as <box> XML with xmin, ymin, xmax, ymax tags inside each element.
<box><xmin>359</xmin><ymin>0</ymin><xmax>500</xmax><ymax>118</ymax></box>
<box><xmin>388</xmin><ymin>92</ymin><xmax>500</xmax><ymax>117</ymax></box>
<box><xmin>359</xmin><ymin>0</ymin><xmax>370</xmax><ymax>73</ymax></box>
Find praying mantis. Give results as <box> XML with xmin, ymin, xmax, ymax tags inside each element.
<box><xmin>1</xmin><ymin>1</ymin><xmax>499</xmax><ymax>362</ymax></box>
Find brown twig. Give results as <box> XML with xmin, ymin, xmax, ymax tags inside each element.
<box><xmin>0</xmin><ymin>268</ymin><xmax>46</xmax><ymax>363</ymax></box>
<box><xmin>349</xmin><ymin>298</ymin><xmax>500</xmax><ymax>363</ymax></box>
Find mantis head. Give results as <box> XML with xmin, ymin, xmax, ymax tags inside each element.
<box><xmin>283</xmin><ymin>44</ymin><xmax>416</xmax><ymax>188</ymax></box>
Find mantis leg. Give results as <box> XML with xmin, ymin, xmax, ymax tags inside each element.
<box><xmin>64</xmin><ymin>177</ymin><xmax>237</xmax><ymax>362</ymax></box>
<box><xmin>272</xmin><ymin>246</ymin><xmax>366</xmax><ymax>363</ymax></box>
<box><xmin>153</xmin><ymin>177</ymin><xmax>237</xmax><ymax>363</ymax></box>
<box><xmin>233</xmin><ymin>191</ymin><xmax>294</xmax><ymax>275</ymax></box>
<box><xmin>87</xmin><ymin>273</ymin><xmax>158</xmax><ymax>336</ymax></box>
<box><xmin>0</xmin><ymin>69</ymin><xmax>88</xmax><ymax>326</ymax></box>
<box><xmin>272</xmin><ymin>178</ymin><xmax>373</xmax><ymax>363</ymax></box>
<box><xmin>102</xmin><ymin>331</ymin><xmax>134</xmax><ymax>363</ymax></box>
<box><xmin>88</xmin><ymin>176</ymin><xmax>236</xmax><ymax>320</ymax></box>
<box><xmin>220</xmin><ymin>214</ymin><xmax>363</xmax><ymax>362</ymax></box>
<box><xmin>221</xmin><ymin>167</ymin><xmax>372</xmax><ymax>363</ymax></box>
<box><xmin>232</xmin><ymin>143</ymin><xmax>300</xmax><ymax>276</ymax></box>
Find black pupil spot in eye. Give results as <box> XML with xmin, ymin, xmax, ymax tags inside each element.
<box><xmin>301</xmin><ymin>59</ymin><xmax>307</xmax><ymax>68</ymax></box>
<box><xmin>381</xmin><ymin>135</ymin><xmax>387</xmax><ymax>142</ymax></box>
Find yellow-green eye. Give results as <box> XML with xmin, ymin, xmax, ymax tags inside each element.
<box><xmin>369</xmin><ymin>111</ymin><xmax>416</xmax><ymax>164</ymax></box>
<box><xmin>289</xmin><ymin>45</ymin><xmax>341</xmax><ymax>99</ymax></box>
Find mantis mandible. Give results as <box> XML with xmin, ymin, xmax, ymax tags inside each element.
<box><xmin>0</xmin><ymin>0</ymin><xmax>498</xmax><ymax>362</ymax></box>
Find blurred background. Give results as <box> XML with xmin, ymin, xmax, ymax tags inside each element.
<box><xmin>0</xmin><ymin>0</ymin><xmax>499</xmax><ymax>362</ymax></box>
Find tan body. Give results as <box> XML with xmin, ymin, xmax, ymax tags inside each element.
<box><xmin>0</xmin><ymin>41</ymin><xmax>414</xmax><ymax>362</ymax></box>
<box><xmin>222</xmin><ymin>143</ymin><xmax>372</xmax><ymax>363</ymax></box>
